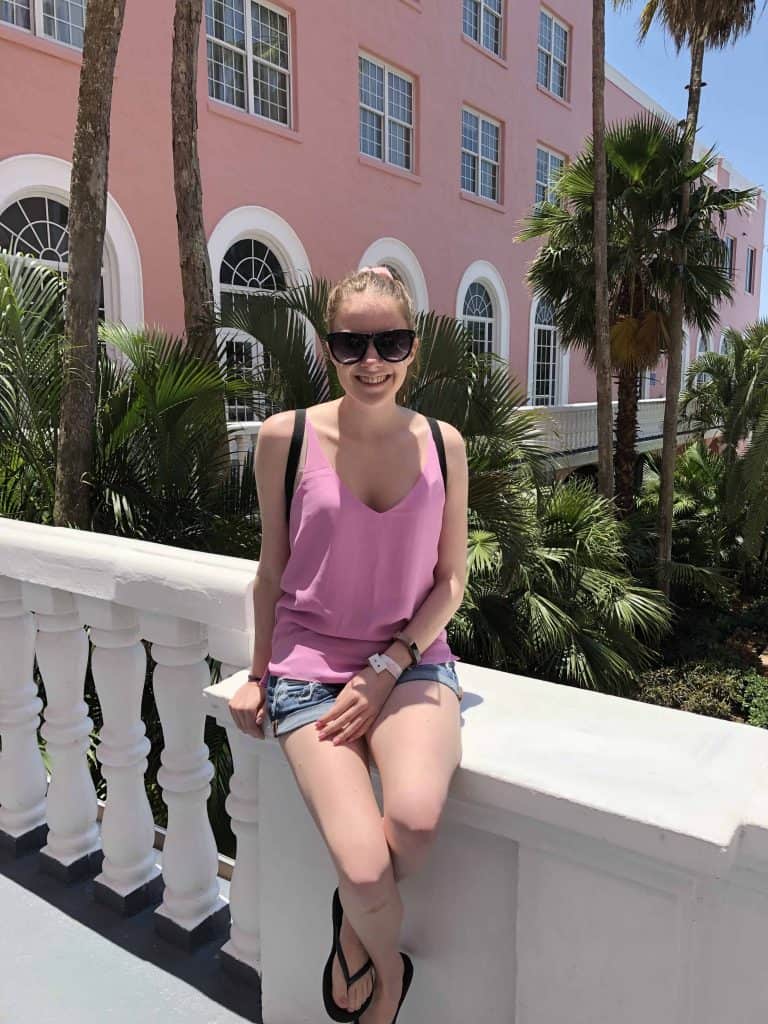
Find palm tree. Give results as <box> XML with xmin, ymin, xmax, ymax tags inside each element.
<box><xmin>53</xmin><ymin>0</ymin><xmax>127</xmax><ymax>530</ymax></box>
<box><xmin>615</xmin><ymin>0</ymin><xmax>764</xmax><ymax>593</ymax></box>
<box><xmin>593</xmin><ymin>0</ymin><xmax>614</xmax><ymax>501</ymax></box>
<box><xmin>519</xmin><ymin>113</ymin><xmax>753</xmax><ymax>514</ymax></box>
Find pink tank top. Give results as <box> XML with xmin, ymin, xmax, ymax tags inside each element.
<box><xmin>266</xmin><ymin>413</ymin><xmax>458</xmax><ymax>684</ymax></box>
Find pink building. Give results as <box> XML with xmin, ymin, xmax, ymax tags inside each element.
<box><xmin>1</xmin><ymin>0</ymin><xmax>764</xmax><ymax>429</ymax></box>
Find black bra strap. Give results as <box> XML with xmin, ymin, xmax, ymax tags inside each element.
<box><xmin>427</xmin><ymin>416</ymin><xmax>448</xmax><ymax>491</ymax></box>
<box><xmin>284</xmin><ymin>408</ymin><xmax>305</xmax><ymax>524</ymax></box>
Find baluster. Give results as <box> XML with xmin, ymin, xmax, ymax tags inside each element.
<box><xmin>0</xmin><ymin>576</ymin><xmax>48</xmax><ymax>855</ymax></box>
<box><xmin>27</xmin><ymin>583</ymin><xmax>101</xmax><ymax>881</ymax></box>
<box><xmin>144</xmin><ymin>612</ymin><xmax>229</xmax><ymax>949</ymax></box>
<box><xmin>80</xmin><ymin>596</ymin><xmax>162</xmax><ymax>914</ymax></box>
<box><xmin>217</xmin><ymin>663</ymin><xmax>261</xmax><ymax>984</ymax></box>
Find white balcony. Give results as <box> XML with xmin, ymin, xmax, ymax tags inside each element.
<box><xmin>228</xmin><ymin>398</ymin><xmax>697</xmax><ymax>471</ymax></box>
<box><xmin>1</xmin><ymin>518</ymin><xmax>768</xmax><ymax>1023</ymax></box>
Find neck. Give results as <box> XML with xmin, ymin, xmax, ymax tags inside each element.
<box><xmin>336</xmin><ymin>395</ymin><xmax>407</xmax><ymax>440</ymax></box>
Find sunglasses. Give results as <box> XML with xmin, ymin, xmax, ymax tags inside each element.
<box><xmin>325</xmin><ymin>329</ymin><xmax>416</xmax><ymax>364</ymax></box>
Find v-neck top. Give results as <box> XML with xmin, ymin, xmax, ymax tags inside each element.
<box><xmin>266</xmin><ymin>412</ymin><xmax>458</xmax><ymax>684</ymax></box>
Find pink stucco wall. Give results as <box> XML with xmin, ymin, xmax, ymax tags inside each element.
<box><xmin>1</xmin><ymin>0</ymin><xmax>764</xmax><ymax>406</ymax></box>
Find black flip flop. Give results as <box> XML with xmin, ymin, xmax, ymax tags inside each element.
<box><xmin>356</xmin><ymin>952</ymin><xmax>413</xmax><ymax>1024</ymax></box>
<box><xmin>322</xmin><ymin>887</ymin><xmax>375</xmax><ymax>1022</ymax></box>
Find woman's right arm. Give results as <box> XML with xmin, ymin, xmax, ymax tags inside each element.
<box><xmin>229</xmin><ymin>412</ymin><xmax>294</xmax><ymax>739</ymax></box>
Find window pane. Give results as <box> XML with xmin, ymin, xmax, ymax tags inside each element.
<box><xmin>482</xmin><ymin>8</ymin><xmax>501</xmax><ymax>54</ymax></box>
<box><xmin>207</xmin><ymin>39</ymin><xmax>246</xmax><ymax>108</ymax></box>
<box><xmin>537</xmin><ymin>49</ymin><xmax>550</xmax><ymax>89</ymax></box>
<box><xmin>463</xmin><ymin>0</ymin><xmax>479</xmax><ymax>40</ymax></box>
<box><xmin>253</xmin><ymin>61</ymin><xmax>289</xmax><ymax>124</ymax></box>
<box><xmin>535</xmin><ymin>182</ymin><xmax>547</xmax><ymax>205</ymax></box>
<box><xmin>388</xmin><ymin>72</ymin><xmax>412</xmax><ymax>126</ymax></box>
<box><xmin>360</xmin><ymin>108</ymin><xmax>383</xmax><ymax>159</ymax></box>
<box><xmin>43</xmin><ymin>0</ymin><xmax>85</xmax><ymax>47</ymax></box>
<box><xmin>461</xmin><ymin>151</ymin><xmax>477</xmax><ymax>193</ymax></box>
<box><xmin>485</xmin><ymin>0</ymin><xmax>502</xmax><ymax>13</ymax></box>
<box><xmin>388</xmin><ymin>120</ymin><xmax>412</xmax><ymax>170</ymax></box>
<box><xmin>205</xmin><ymin>0</ymin><xmax>245</xmax><ymax>48</ymax></box>
<box><xmin>553</xmin><ymin>21</ymin><xmax>568</xmax><ymax>62</ymax></box>
<box><xmin>480</xmin><ymin>120</ymin><xmax>499</xmax><ymax>162</ymax></box>
<box><xmin>538</xmin><ymin>10</ymin><xmax>552</xmax><ymax>49</ymax></box>
<box><xmin>0</xmin><ymin>0</ymin><xmax>31</xmax><ymax>28</ymax></box>
<box><xmin>480</xmin><ymin>160</ymin><xmax>497</xmax><ymax>200</ymax></box>
<box><xmin>552</xmin><ymin>59</ymin><xmax>566</xmax><ymax>98</ymax></box>
<box><xmin>252</xmin><ymin>2</ymin><xmax>289</xmax><ymax>70</ymax></box>
<box><xmin>359</xmin><ymin>57</ymin><xmax>385</xmax><ymax>112</ymax></box>
<box><xmin>462</xmin><ymin>109</ymin><xmax>479</xmax><ymax>154</ymax></box>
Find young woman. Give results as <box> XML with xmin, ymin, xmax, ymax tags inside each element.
<box><xmin>228</xmin><ymin>267</ymin><xmax>469</xmax><ymax>1024</ymax></box>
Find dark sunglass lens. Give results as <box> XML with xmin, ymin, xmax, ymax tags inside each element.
<box><xmin>377</xmin><ymin>330</ymin><xmax>413</xmax><ymax>361</ymax></box>
<box><xmin>328</xmin><ymin>333</ymin><xmax>366</xmax><ymax>363</ymax></box>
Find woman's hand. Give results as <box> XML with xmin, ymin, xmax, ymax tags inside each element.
<box><xmin>228</xmin><ymin>679</ymin><xmax>268</xmax><ymax>739</ymax></box>
<box><xmin>315</xmin><ymin>665</ymin><xmax>394</xmax><ymax>745</ymax></box>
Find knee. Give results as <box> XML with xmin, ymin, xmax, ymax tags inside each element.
<box><xmin>336</xmin><ymin>839</ymin><xmax>391</xmax><ymax>898</ymax></box>
<box><xmin>384</xmin><ymin>792</ymin><xmax>444</xmax><ymax>853</ymax></box>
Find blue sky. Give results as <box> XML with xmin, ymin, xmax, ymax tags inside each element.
<box><xmin>606</xmin><ymin>5</ymin><xmax>768</xmax><ymax>317</ymax></box>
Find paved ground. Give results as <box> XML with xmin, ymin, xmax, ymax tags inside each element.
<box><xmin>0</xmin><ymin>845</ymin><xmax>260</xmax><ymax>1024</ymax></box>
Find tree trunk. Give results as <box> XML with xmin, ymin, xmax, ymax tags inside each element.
<box><xmin>592</xmin><ymin>0</ymin><xmax>614</xmax><ymax>501</ymax></box>
<box><xmin>615</xmin><ymin>367</ymin><xmax>640</xmax><ymax>516</ymax></box>
<box><xmin>53</xmin><ymin>0</ymin><xmax>127</xmax><ymax>529</ymax></box>
<box><xmin>657</xmin><ymin>31</ymin><xmax>706</xmax><ymax>593</ymax></box>
<box><xmin>171</xmin><ymin>0</ymin><xmax>217</xmax><ymax>364</ymax></box>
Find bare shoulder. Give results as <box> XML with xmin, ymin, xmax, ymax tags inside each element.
<box><xmin>257</xmin><ymin>410</ymin><xmax>296</xmax><ymax>443</ymax></box>
<box><xmin>429</xmin><ymin>417</ymin><xmax>466</xmax><ymax>458</ymax></box>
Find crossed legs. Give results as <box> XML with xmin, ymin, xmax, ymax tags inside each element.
<box><xmin>278</xmin><ymin>678</ymin><xmax>462</xmax><ymax>1021</ymax></box>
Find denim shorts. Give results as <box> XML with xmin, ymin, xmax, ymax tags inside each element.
<box><xmin>265</xmin><ymin>661</ymin><xmax>462</xmax><ymax>738</ymax></box>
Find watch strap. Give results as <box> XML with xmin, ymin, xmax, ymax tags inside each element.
<box><xmin>393</xmin><ymin>631</ymin><xmax>420</xmax><ymax>666</ymax></box>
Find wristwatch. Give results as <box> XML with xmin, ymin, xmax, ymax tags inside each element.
<box><xmin>393</xmin><ymin>631</ymin><xmax>421</xmax><ymax>666</ymax></box>
<box><xmin>367</xmin><ymin>652</ymin><xmax>405</xmax><ymax>681</ymax></box>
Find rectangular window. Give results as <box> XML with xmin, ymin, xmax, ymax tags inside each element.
<box><xmin>746</xmin><ymin>246</ymin><xmax>756</xmax><ymax>294</ymax></box>
<box><xmin>535</xmin><ymin>146</ymin><xmax>564</xmax><ymax>205</ymax></box>
<box><xmin>42</xmin><ymin>0</ymin><xmax>85</xmax><ymax>48</ymax></box>
<box><xmin>461</xmin><ymin>108</ymin><xmax>501</xmax><ymax>202</ymax></box>
<box><xmin>205</xmin><ymin>0</ymin><xmax>292</xmax><ymax>127</ymax></box>
<box><xmin>359</xmin><ymin>55</ymin><xmax>414</xmax><ymax>171</ymax></box>
<box><xmin>0</xmin><ymin>0</ymin><xmax>31</xmax><ymax>29</ymax></box>
<box><xmin>537</xmin><ymin>9</ymin><xmax>568</xmax><ymax>99</ymax></box>
<box><xmin>724</xmin><ymin>235</ymin><xmax>736</xmax><ymax>280</ymax></box>
<box><xmin>462</xmin><ymin>0</ymin><xmax>503</xmax><ymax>57</ymax></box>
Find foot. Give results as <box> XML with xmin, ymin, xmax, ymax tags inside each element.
<box><xmin>356</xmin><ymin>954</ymin><xmax>404</xmax><ymax>1024</ymax></box>
<box><xmin>333</xmin><ymin>910</ymin><xmax>375</xmax><ymax>1015</ymax></box>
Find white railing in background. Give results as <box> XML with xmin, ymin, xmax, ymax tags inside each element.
<box><xmin>228</xmin><ymin>398</ymin><xmax>695</xmax><ymax>472</ymax></box>
<box><xmin>1</xmin><ymin>519</ymin><xmax>768</xmax><ymax>1024</ymax></box>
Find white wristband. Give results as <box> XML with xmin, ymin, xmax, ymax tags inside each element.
<box><xmin>368</xmin><ymin>652</ymin><xmax>405</xmax><ymax>681</ymax></box>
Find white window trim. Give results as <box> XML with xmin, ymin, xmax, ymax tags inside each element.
<box><xmin>527</xmin><ymin>297</ymin><xmax>569</xmax><ymax>406</ymax></box>
<box><xmin>358</xmin><ymin>237</ymin><xmax>429</xmax><ymax>312</ymax></box>
<box><xmin>206</xmin><ymin>0</ymin><xmax>293</xmax><ymax>129</ymax></box>
<box><xmin>0</xmin><ymin>153</ymin><xmax>143</xmax><ymax>327</ymax></box>
<box><xmin>746</xmin><ymin>246</ymin><xmax>756</xmax><ymax>294</ymax></box>
<box><xmin>462</xmin><ymin>0</ymin><xmax>504</xmax><ymax>57</ymax></box>
<box><xmin>455</xmin><ymin>260</ymin><xmax>510</xmax><ymax>364</ymax></box>
<box><xmin>535</xmin><ymin>144</ymin><xmax>565</xmax><ymax>205</ymax></box>
<box><xmin>359</xmin><ymin>53</ymin><xmax>415</xmax><ymax>171</ymax></box>
<box><xmin>461</xmin><ymin>106</ymin><xmax>502</xmax><ymax>203</ymax></box>
<box><xmin>1</xmin><ymin>0</ymin><xmax>85</xmax><ymax>50</ymax></box>
<box><xmin>538</xmin><ymin>8</ymin><xmax>569</xmax><ymax>99</ymax></box>
<box><xmin>724</xmin><ymin>234</ymin><xmax>736</xmax><ymax>281</ymax></box>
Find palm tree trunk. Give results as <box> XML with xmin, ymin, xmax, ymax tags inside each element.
<box><xmin>615</xmin><ymin>367</ymin><xmax>639</xmax><ymax>515</ymax></box>
<box><xmin>171</xmin><ymin>0</ymin><xmax>218</xmax><ymax>365</ymax></box>
<box><xmin>593</xmin><ymin>0</ymin><xmax>614</xmax><ymax>500</ymax></box>
<box><xmin>53</xmin><ymin>0</ymin><xmax>127</xmax><ymax>529</ymax></box>
<box><xmin>657</xmin><ymin>30</ymin><xmax>706</xmax><ymax>593</ymax></box>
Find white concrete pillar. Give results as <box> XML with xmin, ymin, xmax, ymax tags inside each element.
<box><xmin>144</xmin><ymin>611</ymin><xmax>228</xmax><ymax>949</ymax></box>
<box><xmin>80</xmin><ymin>596</ymin><xmax>162</xmax><ymax>914</ymax></box>
<box><xmin>0</xmin><ymin>576</ymin><xmax>48</xmax><ymax>854</ymax></box>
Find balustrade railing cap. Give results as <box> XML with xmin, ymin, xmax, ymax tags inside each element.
<box><xmin>0</xmin><ymin>519</ymin><xmax>256</xmax><ymax>629</ymax></box>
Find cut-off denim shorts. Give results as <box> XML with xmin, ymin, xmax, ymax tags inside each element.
<box><xmin>265</xmin><ymin>660</ymin><xmax>463</xmax><ymax>738</ymax></box>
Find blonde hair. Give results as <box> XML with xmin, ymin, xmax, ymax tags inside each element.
<box><xmin>325</xmin><ymin>267</ymin><xmax>420</xmax><ymax>390</ymax></box>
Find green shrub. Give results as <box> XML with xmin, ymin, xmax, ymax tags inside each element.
<box><xmin>744</xmin><ymin>673</ymin><xmax>768</xmax><ymax>729</ymax></box>
<box><xmin>633</xmin><ymin>659</ymin><xmax>760</xmax><ymax>723</ymax></box>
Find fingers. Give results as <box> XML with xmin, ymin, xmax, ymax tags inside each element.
<box><xmin>228</xmin><ymin>702</ymin><xmax>267</xmax><ymax>740</ymax></box>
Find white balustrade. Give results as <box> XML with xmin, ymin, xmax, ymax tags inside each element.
<box><xmin>0</xmin><ymin>576</ymin><xmax>48</xmax><ymax>854</ymax></box>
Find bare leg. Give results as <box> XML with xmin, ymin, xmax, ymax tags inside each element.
<box><xmin>278</xmin><ymin>724</ymin><xmax>403</xmax><ymax>1017</ymax></box>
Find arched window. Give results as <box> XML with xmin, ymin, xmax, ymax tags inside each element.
<box><xmin>462</xmin><ymin>282</ymin><xmax>494</xmax><ymax>356</ymax></box>
<box><xmin>0</xmin><ymin>195</ymin><xmax>105</xmax><ymax>317</ymax></box>
<box><xmin>532</xmin><ymin>299</ymin><xmax>562</xmax><ymax>406</ymax></box>
<box><xmin>219</xmin><ymin>238</ymin><xmax>285</xmax><ymax>422</ymax></box>
<box><xmin>695</xmin><ymin>331</ymin><xmax>710</xmax><ymax>386</ymax></box>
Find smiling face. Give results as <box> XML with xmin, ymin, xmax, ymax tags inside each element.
<box><xmin>325</xmin><ymin>290</ymin><xmax>419</xmax><ymax>402</ymax></box>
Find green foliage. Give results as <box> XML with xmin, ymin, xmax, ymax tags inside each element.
<box><xmin>633</xmin><ymin>660</ymin><xmax>759</xmax><ymax>722</ymax></box>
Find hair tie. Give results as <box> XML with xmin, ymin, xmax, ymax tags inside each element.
<box><xmin>360</xmin><ymin>265</ymin><xmax>395</xmax><ymax>281</ymax></box>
